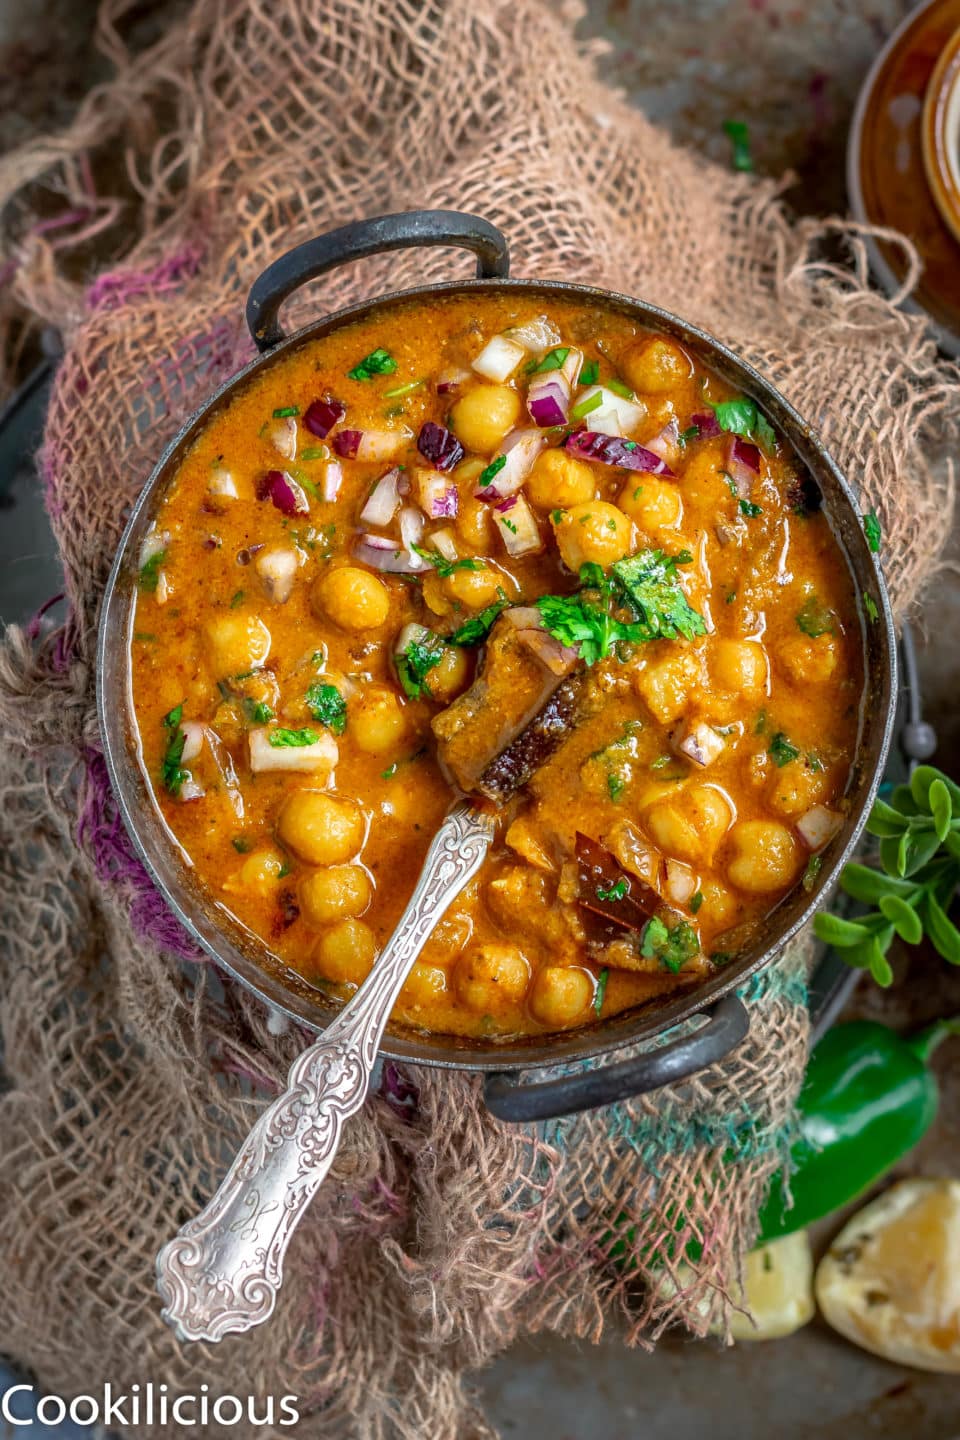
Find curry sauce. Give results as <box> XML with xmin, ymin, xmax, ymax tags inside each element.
<box><xmin>130</xmin><ymin>293</ymin><xmax>865</xmax><ymax>1039</ymax></box>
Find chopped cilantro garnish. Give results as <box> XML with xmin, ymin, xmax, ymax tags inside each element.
<box><xmin>607</xmin><ymin>772</ymin><xmax>625</xmax><ymax>803</ymax></box>
<box><xmin>593</xmin><ymin>967</ymin><xmax>609</xmax><ymax>1016</ymax></box>
<box><xmin>396</xmin><ymin>633</ymin><xmax>447</xmax><ymax>699</ymax></box>
<box><xmin>229</xmin><ymin>589</ymin><xmax>245</xmax><ymax>608</ymax></box>
<box><xmin>570</xmin><ymin>390</ymin><xmax>604</xmax><ymax>421</ymax></box>
<box><xmin>863</xmin><ymin>510</ymin><xmax>882</xmax><ymax>553</ymax></box>
<box><xmin>723</xmin><ymin>118</ymin><xmax>753</xmax><ymax>172</ymax></box>
<box><xmin>526</xmin><ymin>346</ymin><xmax>570</xmax><ymax>374</ymax></box>
<box><xmin>579</xmin><ymin>561</ymin><xmax>613</xmax><ymax>596</ymax></box>
<box><xmin>606</xmin><ymin>377</ymin><xmax>634</xmax><ymax>400</ymax></box>
<box><xmin>268</xmin><ymin>727</ymin><xmax>320</xmax><ymax>748</ymax></box>
<box><xmin>273</xmin><ymin>405</ymin><xmax>299</xmax><ymax>418</ymax></box>
<box><xmin>232</xmin><ymin>836</ymin><xmax>251</xmax><ymax>853</ymax></box>
<box><xmin>739</xmin><ymin>499</ymin><xmax>762</xmax><ymax>518</ymax></box>
<box><xmin>160</xmin><ymin>703</ymin><xmax>189</xmax><ymax>795</ymax></box>
<box><xmin>864</xmin><ymin>594</ymin><xmax>879</xmax><ymax>623</ymax></box>
<box><xmin>678</xmin><ymin>425</ymin><xmax>700</xmax><ymax>447</ymax></box>
<box><xmin>133</xmin><ymin>631</ymin><xmax>156</xmax><ymax>642</ymax></box>
<box><xmin>501</xmin><ymin>518</ymin><xmax>518</xmax><ymax>534</ymax></box>
<box><xmin>725</xmin><ymin>590</ymin><xmax>737</xmax><ymax>604</ymax></box>
<box><xmin>754</xmin><ymin>709</ymin><xmax>768</xmax><ymax>735</ymax></box>
<box><xmin>139</xmin><ymin>550</ymin><xmax>166</xmax><ymax>592</ymax></box>
<box><xmin>596</xmin><ymin>878</ymin><xmax>628</xmax><ymax>903</ymax></box>
<box><xmin>381</xmin><ymin>762</ymin><xmax>398</xmax><ymax>779</ymax></box>
<box><xmin>711</xmin><ymin>951</ymin><xmax>733</xmax><ymax>966</ymax></box>
<box><xmin>802</xmin><ymin>854</ymin><xmax>823</xmax><ymax>892</ymax></box>
<box><xmin>769</xmin><ymin>732</ymin><xmax>800</xmax><ymax>767</ymax></box>
<box><xmin>580</xmin><ymin>359</ymin><xmax>599</xmax><ymax>387</ymax></box>
<box><xmin>412</xmin><ymin>545</ymin><xmax>485</xmax><ymax>578</ymax></box>
<box><xmin>300</xmin><ymin>446</ymin><xmax>327</xmax><ymax>461</ymax></box>
<box><xmin>796</xmin><ymin>595</ymin><xmax>835</xmax><ymax>637</ymax></box>
<box><xmin>383</xmin><ymin>378</ymin><xmax>425</xmax><ymax>398</ymax></box>
<box><xmin>448</xmin><ymin>597</ymin><xmax>507</xmax><ymax>646</ymax></box>
<box><xmin>550</xmin><ymin>508</ymin><xmax>564</xmax><ymax>524</ymax></box>
<box><xmin>641</xmin><ymin>915</ymin><xmax>701</xmax><ymax>972</ymax></box>
<box><xmin>347</xmin><ymin>348</ymin><xmax>397</xmax><ymax>381</ymax></box>
<box><xmin>610</xmin><ymin>548</ymin><xmax>706</xmax><ymax>641</ymax></box>
<box><xmin>536</xmin><ymin>593</ymin><xmax>643</xmax><ymax>667</ymax></box>
<box><xmin>712</xmin><ymin>395</ymin><xmax>776</xmax><ymax>452</ymax></box>
<box><xmin>690</xmin><ymin>891</ymin><xmax>704</xmax><ymax>914</ymax></box>
<box><xmin>477</xmin><ymin>454</ymin><xmax>507</xmax><ymax>488</ymax></box>
<box><xmin>242</xmin><ymin>698</ymin><xmax>275</xmax><ymax>725</ymax></box>
<box><xmin>650</xmin><ymin>754</ymin><xmax>672</xmax><ymax>770</ymax></box>
<box><xmin>305</xmin><ymin>682</ymin><xmax>347</xmax><ymax>736</ymax></box>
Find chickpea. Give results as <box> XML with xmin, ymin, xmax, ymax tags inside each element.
<box><xmin>313</xmin><ymin>565</ymin><xmax>390</xmax><ymax>632</ymax></box>
<box><xmin>779</xmin><ymin>635</ymin><xmax>839</xmax><ymax>686</ymax></box>
<box><xmin>449</xmin><ymin>384</ymin><xmax>521</xmax><ymax>453</ymax></box>
<box><xmin>226</xmin><ymin>847</ymin><xmax>285</xmax><ymax>899</ymax></box>
<box><xmin>402</xmin><ymin>961</ymin><xmax>448</xmax><ymax>1008</ymax></box>
<box><xmin>644</xmin><ymin>783</ymin><xmax>733</xmax><ymax>865</ymax></box>
<box><xmin>424</xmin><ymin>645</ymin><xmax>470</xmax><ymax>702</ymax></box>
<box><xmin>553</xmin><ymin>502</ymin><xmax>633</xmax><ymax>571</ymax></box>
<box><xmin>313</xmin><ymin>918</ymin><xmax>376</xmax><ymax>985</ymax></box>
<box><xmin>767</xmin><ymin>761</ymin><xmax>831</xmax><ymax>818</ymax></box>
<box><xmin>529</xmin><ymin>965</ymin><xmax>593</xmax><ymax>1027</ymax></box>
<box><xmin>299</xmin><ymin>864</ymin><xmax>371</xmax><ymax>928</ymax></box>
<box><xmin>456</xmin><ymin>944</ymin><xmax>530</xmax><ymax>1013</ymax></box>
<box><xmin>351</xmin><ymin>687</ymin><xmax>406</xmax><ymax>753</ymax></box>
<box><xmin>695</xmin><ymin>877</ymin><xmax>740</xmax><ymax>928</ymax></box>
<box><xmin>680</xmin><ymin>448</ymin><xmax>731</xmax><ymax>509</ymax></box>
<box><xmin>632</xmin><ymin>648</ymin><xmax>701</xmax><ymax>725</ymax></box>
<box><xmin>527</xmin><ymin>449</ymin><xmax>596</xmax><ymax>510</ymax></box>
<box><xmin>204</xmin><ymin>612</ymin><xmax>271</xmax><ymax>679</ymax></box>
<box><xmin>452</xmin><ymin>458</ymin><xmax>492</xmax><ymax>548</ymax></box>
<box><xmin>712</xmin><ymin>639</ymin><xmax>768</xmax><ymax>696</ymax></box>
<box><xmin>726</xmin><ymin>820</ymin><xmax>803</xmax><ymax>893</ymax></box>
<box><xmin>621</xmin><ymin>337</ymin><xmax>692</xmax><ymax>394</ymax></box>
<box><xmin>445</xmin><ymin>564</ymin><xmax>505</xmax><ymax>609</ymax></box>
<box><xmin>277</xmin><ymin>791</ymin><xmax>363</xmax><ymax>865</ymax></box>
<box><xmin>618</xmin><ymin>476</ymin><xmax>682</xmax><ymax>532</ymax></box>
<box><xmin>422</xmin><ymin>572</ymin><xmax>452</xmax><ymax>616</ymax></box>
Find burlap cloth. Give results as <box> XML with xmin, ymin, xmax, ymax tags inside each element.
<box><xmin>0</xmin><ymin>1</ymin><xmax>957</xmax><ymax>1435</ymax></box>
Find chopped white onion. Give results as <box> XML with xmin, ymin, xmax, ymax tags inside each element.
<box><xmin>399</xmin><ymin>506</ymin><xmax>425</xmax><ymax>564</ymax></box>
<box><xmin>504</xmin><ymin>315</ymin><xmax>562</xmax><ymax>354</ymax></box>
<box><xmin>360</xmin><ymin>467</ymin><xmax>402</xmax><ymax>527</ymax></box>
<box><xmin>415</xmin><ymin>467</ymin><xmax>459</xmax><ymax>519</ymax></box>
<box><xmin>429</xmin><ymin>527</ymin><xmax>459</xmax><ymax>563</ymax></box>
<box><xmin>578</xmin><ymin>386</ymin><xmax>646</xmax><ymax>437</ymax></box>
<box><xmin>394</xmin><ymin>621</ymin><xmax>433</xmax><ymax>655</ymax></box>
<box><xmin>471</xmin><ymin>334</ymin><xmax>527</xmax><ymax>383</ymax></box>
<box><xmin>321</xmin><ymin>460</ymin><xmax>343</xmax><ymax>502</ymax></box>
<box><xmin>608</xmin><ymin>821</ymin><xmax>660</xmax><ymax>886</ymax></box>
<box><xmin>203</xmin><ymin>725</ymin><xmax>244</xmax><ymax>818</ymax></box>
<box><xmin>477</xmin><ymin>428</ymin><xmax>546</xmax><ymax>500</ymax></box>
<box><xmin>513</xmin><ymin>626</ymin><xmax>578</xmax><ymax>676</ymax></box>
<box><xmin>178</xmin><ymin>776</ymin><xmax>206</xmax><ymax>802</ymax></box>
<box><xmin>645</xmin><ymin>417</ymin><xmax>681</xmax><ymax>466</ymax></box>
<box><xmin>248</xmin><ymin>727</ymin><xmax>338</xmax><ymax>776</ymax></box>
<box><xmin>255</xmin><ymin>546</ymin><xmax>301</xmax><ymax>604</ymax></box>
<box><xmin>351</xmin><ymin>428</ymin><xmax>412</xmax><ymax>463</ymax></box>
<box><xmin>267</xmin><ymin>415</ymin><xmax>297</xmax><ymax>459</ymax></box>
<box><xmin>674</xmin><ymin>720</ymin><xmax>725</xmax><ymax>769</ymax></box>
<box><xmin>796</xmin><ymin>805</ymin><xmax>843</xmax><ymax>850</ymax></box>
<box><xmin>139</xmin><ymin>526</ymin><xmax>169</xmax><ymax>567</ymax></box>
<box><xmin>664</xmin><ymin>858</ymin><xmax>697</xmax><ymax>905</ymax></box>
<box><xmin>560</xmin><ymin>347</ymin><xmax>583</xmax><ymax>387</ymax></box>
<box><xmin>179</xmin><ymin>721</ymin><xmax>205</xmax><ymax>764</ymax></box>
<box><xmin>208</xmin><ymin>467</ymin><xmax>238</xmax><ymax>499</ymax></box>
<box><xmin>155</xmin><ymin>571</ymin><xmax>171</xmax><ymax>605</ymax></box>
<box><xmin>493</xmin><ymin>493</ymin><xmax>543</xmax><ymax>557</ymax></box>
<box><xmin>437</xmin><ymin>365</ymin><xmax>472</xmax><ymax>394</ymax></box>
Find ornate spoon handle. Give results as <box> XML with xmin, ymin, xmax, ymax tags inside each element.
<box><xmin>155</xmin><ymin>802</ymin><xmax>495</xmax><ymax>1343</ymax></box>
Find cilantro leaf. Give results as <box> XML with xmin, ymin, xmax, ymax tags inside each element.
<box><xmin>769</xmin><ymin>732</ymin><xmax>800</xmax><ymax>767</ymax></box>
<box><xmin>641</xmin><ymin>915</ymin><xmax>701</xmax><ymax>972</ymax></box>
<box><xmin>396</xmin><ymin>633</ymin><xmax>447</xmax><ymax>699</ymax></box>
<box><xmin>526</xmin><ymin>346</ymin><xmax>570</xmax><ymax>374</ymax></box>
<box><xmin>477</xmin><ymin>454</ymin><xmax>507</xmax><ymax>488</ymax></box>
<box><xmin>536</xmin><ymin>593</ymin><xmax>644</xmax><ymax>667</ymax></box>
<box><xmin>678</xmin><ymin>424</ymin><xmax>700</xmax><ymax>447</ymax></box>
<box><xmin>347</xmin><ymin>348</ymin><xmax>397</xmax><ymax>381</ymax></box>
<box><xmin>712</xmin><ymin>394</ymin><xmax>777</xmax><ymax>453</ymax></box>
<box><xmin>160</xmin><ymin>702</ymin><xmax>189</xmax><ymax>795</ymax></box>
<box><xmin>596</xmin><ymin>878</ymin><xmax>628</xmax><ymax>902</ymax></box>
<box><xmin>864</xmin><ymin>594</ymin><xmax>879</xmax><ymax>623</ymax></box>
<box><xmin>242</xmin><ymin>698</ymin><xmax>275</xmax><ymax>725</ymax></box>
<box><xmin>273</xmin><ymin>405</ymin><xmax>299</xmax><ymax>418</ymax></box>
<box><xmin>690</xmin><ymin>891</ymin><xmax>704</xmax><ymax>914</ymax></box>
<box><xmin>593</xmin><ymin>967</ymin><xmax>609</xmax><ymax>1015</ymax></box>
<box><xmin>863</xmin><ymin>510</ymin><xmax>882</xmax><ymax>553</ymax></box>
<box><xmin>580</xmin><ymin>359</ymin><xmax>599</xmax><ymax>387</ymax></box>
<box><xmin>607</xmin><ymin>772</ymin><xmax>626</xmax><ymax>803</ymax></box>
<box><xmin>723</xmin><ymin>118</ymin><xmax>753</xmax><ymax>172</ymax></box>
<box><xmin>796</xmin><ymin>595</ymin><xmax>835</xmax><ymax>638</ymax></box>
<box><xmin>305</xmin><ymin>682</ymin><xmax>348</xmax><ymax>736</ymax></box>
<box><xmin>739</xmin><ymin>499</ymin><xmax>762</xmax><ymax>518</ymax></box>
<box><xmin>269</xmin><ymin>727</ymin><xmax>320</xmax><ymax>747</ymax></box>
<box><xmin>610</xmin><ymin>548</ymin><xmax>706</xmax><ymax>641</ymax></box>
<box><xmin>412</xmin><ymin>545</ymin><xmax>486</xmax><ymax>579</ymax></box>
<box><xmin>448</xmin><ymin>598</ymin><xmax>508</xmax><ymax>647</ymax></box>
<box><xmin>139</xmin><ymin>550</ymin><xmax>166</xmax><ymax>592</ymax></box>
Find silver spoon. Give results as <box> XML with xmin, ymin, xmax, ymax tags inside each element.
<box><xmin>155</xmin><ymin>801</ymin><xmax>495</xmax><ymax>1342</ymax></box>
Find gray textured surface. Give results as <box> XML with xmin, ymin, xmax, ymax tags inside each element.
<box><xmin>0</xmin><ymin>1</ymin><xmax>958</xmax><ymax>1435</ymax></box>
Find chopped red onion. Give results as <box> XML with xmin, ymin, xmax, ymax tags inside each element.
<box><xmin>416</xmin><ymin>469</ymin><xmax>459</xmax><ymax>518</ymax></box>
<box><xmin>436</xmin><ymin>366</ymin><xmax>471</xmax><ymax>396</ymax></box>
<box><xmin>689</xmin><ymin>410</ymin><xmax>721</xmax><ymax>438</ymax></box>
<box><xmin>644</xmin><ymin>417</ymin><xmax>680</xmax><ymax>464</ymax></box>
<box><xmin>514</xmin><ymin>626</ymin><xmax>579</xmax><ymax>675</ymax></box>
<box><xmin>475</xmin><ymin>428</ymin><xmax>546</xmax><ymax>500</ymax></box>
<box><xmin>417</xmin><ymin>421</ymin><xmax>464</xmax><ymax>471</ymax></box>
<box><xmin>255</xmin><ymin>546</ymin><xmax>300</xmax><ymax>603</ymax></box>
<box><xmin>353</xmin><ymin>533</ymin><xmax>423</xmax><ymax>573</ymax></box>
<box><xmin>495</xmin><ymin>494</ymin><xmax>518</xmax><ymax>513</ymax></box>
<box><xmin>267</xmin><ymin>415</ymin><xmax>297</xmax><ymax>459</ymax></box>
<box><xmin>321</xmin><ymin>459</ymin><xmax>343</xmax><ymax>502</ymax></box>
<box><xmin>257</xmin><ymin>469</ymin><xmax>310</xmax><ymax>516</ymax></box>
<box><xmin>731</xmin><ymin>436</ymin><xmax>761</xmax><ymax>473</ymax></box>
<box><xmin>333</xmin><ymin>429</ymin><xmax>362</xmax><ymax>459</ymax></box>
<box><xmin>527</xmin><ymin>372</ymin><xmax>570</xmax><ymax>428</ymax></box>
<box><xmin>304</xmin><ymin>397</ymin><xmax>346</xmax><ymax>438</ymax></box>
<box><xmin>360</xmin><ymin>467</ymin><xmax>402</xmax><ymax>526</ymax></box>
<box><xmin>563</xmin><ymin>432</ymin><xmax>674</xmax><ymax>476</ymax></box>
<box><xmin>723</xmin><ymin>434</ymin><xmax>760</xmax><ymax>497</ymax></box>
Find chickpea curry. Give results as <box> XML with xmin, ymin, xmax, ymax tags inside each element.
<box><xmin>131</xmin><ymin>293</ymin><xmax>865</xmax><ymax>1039</ymax></box>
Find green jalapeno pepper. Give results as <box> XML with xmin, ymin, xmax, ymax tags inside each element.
<box><xmin>756</xmin><ymin>1016</ymin><xmax>960</xmax><ymax>1244</ymax></box>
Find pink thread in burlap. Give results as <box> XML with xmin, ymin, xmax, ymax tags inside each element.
<box><xmin>0</xmin><ymin>1</ymin><xmax>957</xmax><ymax>1436</ymax></box>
